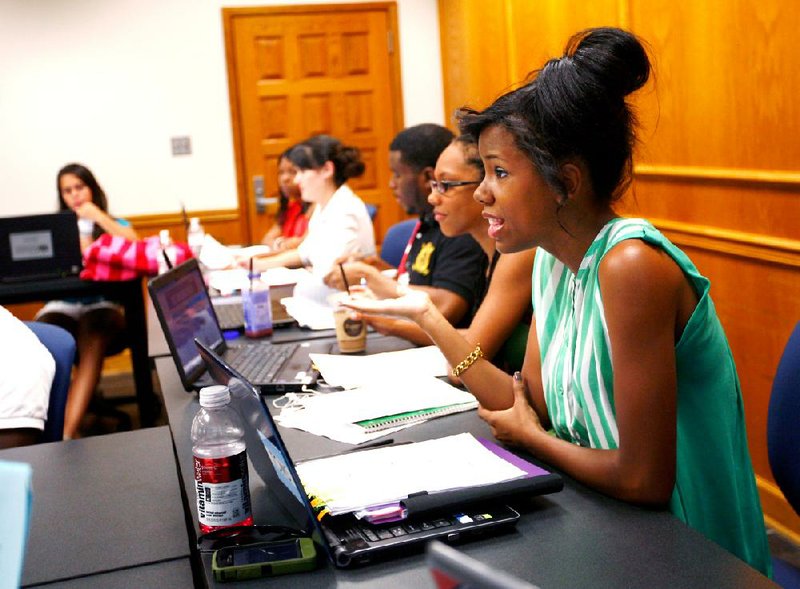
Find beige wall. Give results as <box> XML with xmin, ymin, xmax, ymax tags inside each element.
<box><xmin>439</xmin><ymin>0</ymin><xmax>800</xmax><ymax>540</ymax></box>
<box><xmin>0</xmin><ymin>0</ymin><xmax>443</xmax><ymax>219</ymax></box>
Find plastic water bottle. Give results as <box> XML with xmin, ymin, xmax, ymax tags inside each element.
<box><xmin>158</xmin><ymin>229</ymin><xmax>178</xmax><ymax>274</ymax></box>
<box><xmin>187</xmin><ymin>217</ymin><xmax>205</xmax><ymax>258</ymax></box>
<box><xmin>191</xmin><ymin>385</ymin><xmax>253</xmax><ymax>534</ymax></box>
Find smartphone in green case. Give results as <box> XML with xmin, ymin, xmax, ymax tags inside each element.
<box><xmin>212</xmin><ymin>537</ymin><xmax>317</xmax><ymax>581</ymax></box>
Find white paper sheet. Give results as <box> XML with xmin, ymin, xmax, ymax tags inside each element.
<box><xmin>295</xmin><ymin>433</ymin><xmax>525</xmax><ymax>515</ymax></box>
<box><xmin>309</xmin><ymin>346</ymin><xmax>449</xmax><ymax>388</ymax></box>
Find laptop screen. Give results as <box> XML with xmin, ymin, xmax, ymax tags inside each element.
<box><xmin>150</xmin><ymin>260</ymin><xmax>224</xmax><ymax>380</ymax></box>
<box><xmin>195</xmin><ymin>339</ymin><xmax>327</xmax><ymax>559</ymax></box>
<box><xmin>0</xmin><ymin>212</ymin><xmax>82</xmax><ymax>282</ymax></box>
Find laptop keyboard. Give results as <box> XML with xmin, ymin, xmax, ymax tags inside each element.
<box><xmin>213</xmin><ymin>301</ymin><xmax>244</xmax><ymax>330</ymax></box>
<box><xmin>334</xmin><ymin>514</ymin><xmax>457</xmax><ymax>546</ymax></box>
<box><xmin>226</xmin><ymin>343</ymin><xmax>299</xmax><ymax>384</ymax></box>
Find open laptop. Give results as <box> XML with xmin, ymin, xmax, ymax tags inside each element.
<box><xmin>148</xmin><ymin>258</ymin><xmax>331</xmax><ymax>393</ymax></box>
<box><xmin>0</xmin><ymin>212</ymin><xmax>82</xmax><ymax>283</ymax></box>
<box><xmin>196</xmin><ymin>339</ymin><xmax>563</xmax><ymax>568</ymax></box>
<box><xmin>427</xmin><ymin>541</ymin><xmax>540</xmax><ymax>589</ymax></box>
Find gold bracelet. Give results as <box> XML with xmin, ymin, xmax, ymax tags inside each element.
<box><xmin>452</xmin><ymin>343</ymin><xmax>483</xmax><ymax>378</ymax></box>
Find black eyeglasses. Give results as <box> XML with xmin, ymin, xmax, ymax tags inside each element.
<box><xmin>196</xmin><ymin>525</ymin><xmax>307</xmax><ymax>553</ymax></box>
<box><xmin>429</xmin><ymin>179</ymin><xmax>482</xmax><ymax>194</ymax></box>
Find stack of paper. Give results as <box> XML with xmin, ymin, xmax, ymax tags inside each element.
<box><xmin>261</xmin><ymin>267</ymin><xmax>312</xmax><ymax>286</ymax></box>
<box><xmin>280</xmin><ymin>274</ymin><xmax>341</xmax><ymax>329</ymax></box>
<box><xmin>309</xmin><ymin>346</ymin><xmax>449</xmax><ymax>389</ymax></box>
<box><xmin>275</xmin><ymin>377</ymin><xmax>477</xmax><ymax>443</ymax></box>
<box><xmin>199</xmin><ymin>235</ymin><xmax>271</xmax><ymax>270</ymax></box>
<box><xmin>295</xmin><ymin>433</ymin><xmax>526</xmax><ymax>517</ymax></box>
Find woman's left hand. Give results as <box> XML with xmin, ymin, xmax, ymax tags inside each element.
<box><xmin>477</xmin><ymin>372</ymin><xmax>544</xmax><ymax>448</ymax></box>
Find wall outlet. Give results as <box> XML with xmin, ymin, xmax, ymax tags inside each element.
<box><xmin>171</xmin><ymin>136</ymin><xmax>192</xmax><ymax>156</ymax></box>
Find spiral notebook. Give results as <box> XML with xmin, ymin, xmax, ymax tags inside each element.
<box><xmin>274</xmin><ymin>377</ymin><xmax>478</xmax><ymax>444</ymax></box>
<box><xmin>355</xmin><ymin>401</ymin><xmax>478</xmax><ymax>433</ymax></box>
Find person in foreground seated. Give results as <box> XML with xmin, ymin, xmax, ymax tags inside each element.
<box><xmin>428</xmin><ymin>135</ymin><xmax>534</xmax><ymax>376</ymax></box>
<box><xmin>0</xmin><ymin>306</ymin><xmax>55</xmax><ymax>448</ymax></box>
<box><xmin>325</xmin><ymin>124</ymin><xmax>486</xmax><ymax>345</ymax></box>
<box><xmin>37</xmin><ymin>163</ymin><xmax>138</xmax><ymax>439</ymax></box>
<box><xmin>344</xmin><ymin>27</ymin><xmax>771</xmax><ymax>575</ymax></box>
<box><xmin>259</xmin><ymin>148</ymin><xmax>313</xmax><ymax>252</ymax></box>
<box><xmin>251</xmin><ymin>135</ymin><xmax>376</xmax><ymax>277</ymax></box>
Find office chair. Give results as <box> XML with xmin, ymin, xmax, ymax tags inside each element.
<box><xmin>380</xmin><ymin>218</ymin><xmax>418</xmax><ymax>268</ymax></box>
<box><xmin>767</xmin><ymin>321</ymin><xmax>800</xmax><ymax>588</ymax></box>
<box><xmin>24</xmin><ymin>321</ymin><xmax>76</xmax><ymax>442</ymax></box>
<box><xmin>366</xmin><ymin>203</ymin><xmax>378</xmax><ymax>221</ymax></box>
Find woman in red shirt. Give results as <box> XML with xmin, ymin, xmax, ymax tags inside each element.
<box><xmin>261</xmin><ymin>149</ymin><xmax>313</xmax><ymax>250</ymax></box>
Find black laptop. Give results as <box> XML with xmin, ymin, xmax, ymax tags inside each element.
<box><xmin>0</xmin><ymin>212</ymin><xmax>82</xmax><ymax>283</ymax></box>
<box><xmin>196</xmin><ymin>339</ymin><xmax>564</xmax><ymax>568</ymax></box>
<box><xmin>148</xmin><ymin>258</ymin><xmax>331</xmax><ymax>393</ymax></box>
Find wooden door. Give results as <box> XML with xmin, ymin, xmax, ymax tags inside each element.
<box><xmin>224</xmin><ymin>3</ymin><xmax>404</xmax><ymax>244</ymax></box>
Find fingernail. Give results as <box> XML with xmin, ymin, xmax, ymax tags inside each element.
<box><xmin>513</xmin><ymin>371</ymin><xmax>522</xmax><ymax>382</ymax></box>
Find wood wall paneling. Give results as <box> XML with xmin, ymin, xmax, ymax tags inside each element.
<box><xmin>506</xmin><ymin>0</ymin><xmax>621</xmax><ymax>82</ymax></box>
<box><xmin>438</xmin><ymin>0</ymin><xmax>800</xmax><ymax>538</ymax></box>
<box><xmin>632</xmin><ymin>0</ymin><xmax>800</xmax><ymax>171</ymax></box>
<box><xmin>438</xmin><ymin>0</ymin><xmax>511</xmax><ymax>125</ymax></box>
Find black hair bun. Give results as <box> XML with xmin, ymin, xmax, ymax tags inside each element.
<box><xmin>565</xmin><ymin>27</ymin><xmax>650</xmax><ymax>99</ymax></box>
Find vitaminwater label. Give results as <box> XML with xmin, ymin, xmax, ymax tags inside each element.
<box><xmin>193</xmin><ymin>450</ymin><xmax>252</xmax><ymax>531</ymax></box>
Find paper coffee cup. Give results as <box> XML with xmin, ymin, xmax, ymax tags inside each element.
<box><xmin>333</xmin><ymin>307</ymin><xmax>366</xmax><ymax>353</ymax></box>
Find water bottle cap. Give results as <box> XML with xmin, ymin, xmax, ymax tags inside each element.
<box><xmin>190</xmin><ymin>217</ymin><xmax>201</xmax><ymax>229</ymax></box>
<box><xmin>198</xmin><ymin>385</ymin><xmax>230</xmax><ymax>407</ymax></box>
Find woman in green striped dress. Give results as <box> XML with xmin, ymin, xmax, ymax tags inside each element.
<box><xmin>344</xmin><ymin>27</ymin><xmax>771</xmax><ymax>576</ymax></box>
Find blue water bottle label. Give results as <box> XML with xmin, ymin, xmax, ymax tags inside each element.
<box><xmin>243</xmin><ymin>284</ymin><xmax>272</xmax><ymax>338</ymax></box>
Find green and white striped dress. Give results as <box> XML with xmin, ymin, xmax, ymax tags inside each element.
<box><xmin>533</xmin><ymin>217</ymin><xmax>771</xmax><ymax>576</ymax></box>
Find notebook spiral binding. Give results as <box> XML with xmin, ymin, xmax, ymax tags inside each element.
<box><xmin>355</xmin><ymin>401</ymin><xmax>478</xmax><ymax>433</ymax></box>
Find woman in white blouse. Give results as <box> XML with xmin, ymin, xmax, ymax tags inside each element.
<box><xmin>254</xmin><ymin>135</ymin><xmax>376</xmax><ymax>277</ymax></box>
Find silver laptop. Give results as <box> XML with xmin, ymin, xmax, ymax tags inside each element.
<box><xmin>0</xmin><ymin>212</ymin><xmax>82</xmax><ymax>283</ymax></box>
<box><xmin>196</xmin><ymin>339</ymin><xmax>563</xmax><ymax>568</ymax></box>
<box><xmin>427</xmin><ymin>541</ymin><xmax>540</xmax><ymax>589</ymax></box>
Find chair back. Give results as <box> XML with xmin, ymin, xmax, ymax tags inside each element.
<box><xmin>380</xmin><ymin>218</ymin><xmax>418</xmax><ymax>268</ymax></box>
<box><xmin>767</xmin><ymin>321</ymin><xmax>800</xmax><ymax>515</ymax></box>
<box><xmin>25</xmin><ymin>322</ymin><xmax>76</xmax><ymax>442</ymax></box>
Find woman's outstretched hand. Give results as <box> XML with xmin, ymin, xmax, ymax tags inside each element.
<box><xmin>342</xmin><ymin>287</ymin><xmax>432</xmax><ymax>322</ymax></box>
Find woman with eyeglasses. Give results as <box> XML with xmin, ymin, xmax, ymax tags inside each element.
<box><xmin>426</xmin><ymin>135</ymin><xmax>534</xmax><ymax>376</ymax></box>
<box><xmin>342</xmin><ymin>27</ymin><xmax>770</xmax><ymax>575</ymax></box>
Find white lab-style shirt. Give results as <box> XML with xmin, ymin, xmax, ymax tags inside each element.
<box><xmin>297</xmin><ymin>184</ymin><xmax>376</xmax><ymax>277</ymax></box>
<box><xmin>0</xmin><ymin>306</ymin><xmax>55</xmax><ymax>431</ymax></box>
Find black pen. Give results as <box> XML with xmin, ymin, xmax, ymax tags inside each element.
<box><xmin>355</xmin><ymin>437</ymin><xmax>394</xmax><ymax>450</ymax></box>
<box><xmin>301</xmin><ymin>438</ymin><xmax>400</xmax><ymax>463</ymax></box>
